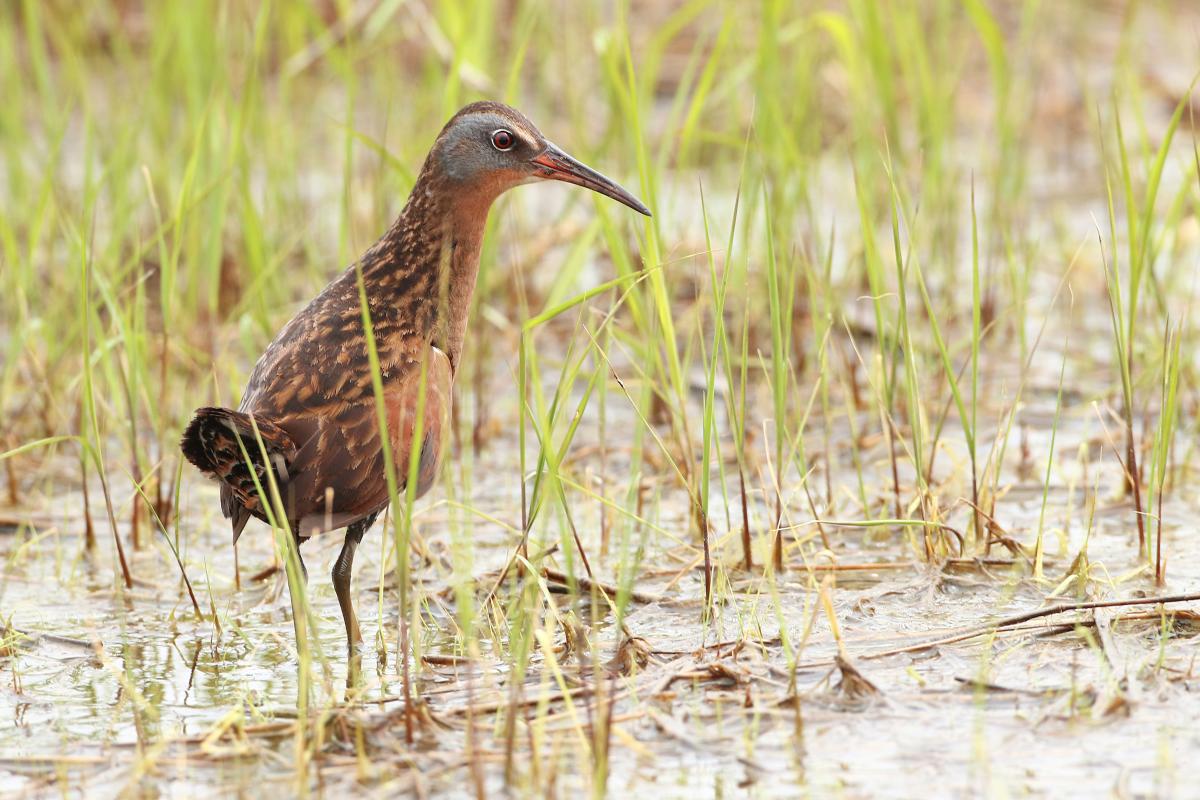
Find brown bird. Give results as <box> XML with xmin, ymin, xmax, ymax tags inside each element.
<box><xmin>181</xmin><ymin>101</ymin><xmax>649</xmax><ymax>666</ymax></box>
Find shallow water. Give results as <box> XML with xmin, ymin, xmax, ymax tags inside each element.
<box><xmin>4</xmin><ymin>368</ymin><xmax>1200</xmax><ymax>799</ymax></box>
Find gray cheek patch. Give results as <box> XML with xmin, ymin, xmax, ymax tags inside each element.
<box><xmin>438</xmin><ymin>117</ymin><xmax>510</xmax><ymax>182</ymax></box>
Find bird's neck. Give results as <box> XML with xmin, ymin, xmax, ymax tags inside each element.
<box><xmin>432</xmin><ymin>193</ymin><xmax>493</xmax><ymax>373</ymax></box>
<box><xmin>363</xmin><ymin>166</ymin><xmax>500</xmax><ymax>375</ymax></box>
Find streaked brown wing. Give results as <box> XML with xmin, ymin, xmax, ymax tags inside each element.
<box><xmin>284</xmin><ymin>344</ymin><xmax>453</xmax><ymax>537</ymax></box>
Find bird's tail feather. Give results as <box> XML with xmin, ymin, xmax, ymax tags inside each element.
<box><xmin>181</xmin><ymin>407</ymin><xmax>297</xmax><ymax>521</ymax></box>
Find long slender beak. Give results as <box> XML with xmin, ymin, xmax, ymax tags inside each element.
<box><xmin>530</xmin><ymin>143</ymin><xmax>651</xmax><ymax>216</ymax></box>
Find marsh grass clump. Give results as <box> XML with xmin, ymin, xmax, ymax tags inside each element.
<box><xmin>2</xmin><ymin>1</ymin><xmax>1200</xmax><ymax>797</ymax></box>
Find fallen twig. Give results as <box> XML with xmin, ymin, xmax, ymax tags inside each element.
<box><xmin>856</xmin><ymin>592</ymin><xmax>1200</xmax><ymax>661</ymax></box>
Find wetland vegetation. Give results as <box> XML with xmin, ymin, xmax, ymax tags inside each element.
<box><xmin>2</xmin><ymin>1</ymin><xmax>1200</xmax><ymax>797</ymax></box>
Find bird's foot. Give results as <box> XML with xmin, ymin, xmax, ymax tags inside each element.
<box><xmin>345</xmin><ymin>646</ymin><xmax>366</xmax><ymax>692</ymax></box>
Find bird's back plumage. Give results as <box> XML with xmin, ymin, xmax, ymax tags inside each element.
<box><xmin>182</xmin><ymin>133</ymin><xmax>460</xmax><ymax>542</ymax></box>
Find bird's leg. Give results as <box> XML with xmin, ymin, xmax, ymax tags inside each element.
<box><xmin>333</xmin><ymin>512</ymin><xmax>377</xmax><ymax>685</ymax></box>
<box><xmin>288</xmin><ymin>527</ymin><xmax>309</xmax><ymax>584</ymax></box>
<box><xmin>296</xmin><ymin>547</ymin><xmax>308</xmax><ymax>584</ymax></box>
<box><xmin>332</xmin><ymin>534</ymin><xmax>362</xmax><ymax>649</ymax></box>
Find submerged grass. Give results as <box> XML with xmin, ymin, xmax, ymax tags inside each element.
<box><xmin>2</xmin><ymin>0</ymin><xmax>1200</xmax><ymax>797</ymax></box>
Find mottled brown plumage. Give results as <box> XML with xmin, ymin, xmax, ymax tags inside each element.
<box><xmin>181</xmin><ymin>101</ymin><xmax>649</xmax><ymax>669</ymax></box>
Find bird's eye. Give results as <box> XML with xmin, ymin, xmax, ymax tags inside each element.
<box><xmin>491</xmin><ymin>129</ymin><xmax>515</xmax><ymax>151</ymax></box>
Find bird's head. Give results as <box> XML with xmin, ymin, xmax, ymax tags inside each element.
<box><xmin>430</xmin><ymin>101</ymin><xmax>651</xmax><ymax>217</ymax></box>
